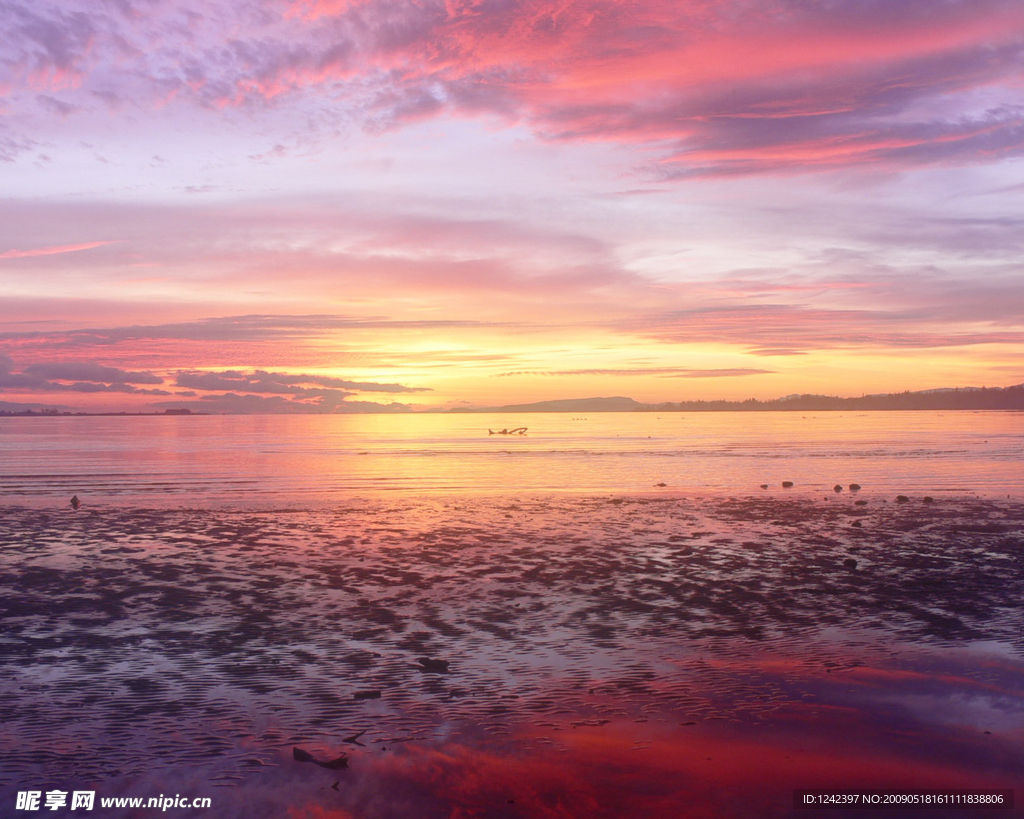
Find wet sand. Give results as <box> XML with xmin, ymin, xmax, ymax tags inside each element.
<box><xmin>1</xmin><ymin>493</ymin><xmax>1022</xmax><ymax>817</ymax></box>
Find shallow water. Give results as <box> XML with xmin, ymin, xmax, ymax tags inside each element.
<box><xmin>2</xmin><ymin>410</ymin><xmax>1023</xmax><ymax>506</ymax></box>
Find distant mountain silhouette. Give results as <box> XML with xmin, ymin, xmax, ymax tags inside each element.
<box><xmin>655</xmin><ymin>384</ymin><xmax>1024</xmax><ymax>411</ymax></box>
<box><xmin>460</xmin><ymin>385</ymin><xmax>1024</xmax><ymax>413</ymax></box>
<box><xmin>463</xmin><ymin>396</ymin><xmax>644</xmax><ymax>413</ymax></box>
<box><xmin>4</xmin><ymin>385</ymin><xmax>1023</xmax><ymax>417</ymax></box>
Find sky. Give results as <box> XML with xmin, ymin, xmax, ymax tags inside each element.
<box><xmin>1</xmin><ymin>0</ymin><xmax>1023</xmax><ymax>413</ymax></box>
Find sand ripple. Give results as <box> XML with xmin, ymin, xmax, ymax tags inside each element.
<box><xmin>1</xmin><ymin>494</ymin><xmax>1022</xmax><ymax>783</ymax></box>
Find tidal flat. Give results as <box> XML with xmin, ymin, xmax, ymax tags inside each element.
<box><xmin>1</xmin><ymin>494</ymin><xmax>1022</xmax><ymax>817</ymax></box>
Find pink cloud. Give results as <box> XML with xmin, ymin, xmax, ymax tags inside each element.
<box><xmin>0</xmin><ymin>240</ymin><xmax>121</xmax><ymax>260</ymax></box>
<box><xmin>496</xmin><ymin>367</ymin><xmax>773</xmax><ymax>378</ymax></box>
<box><xmin>6</xmin><ymin>0</ymin><xmax>1024</xmax><ymax>175</ymax></box>
<box><xmin>626</xmin><ymin>304</ymin><xmax>1024</xmax><ymax>353</ymax></box>
<box><xmin>1</xmin><ymin>3</ymin><xmax>95</xmax><ymax>91</ymax></box>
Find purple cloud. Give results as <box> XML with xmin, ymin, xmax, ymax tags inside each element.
<box><xmin>626</xmin><ymin>304</ymin><xmax>1024</xmax><ymax>353</ymax></box>
<box><xmin>1</xmin><ymin>3</ymin><xmax>95</xmax><ymax>88</ymax></box>
<box><xmin>4</xmin><ymin>0</ymin><xmax>1023</xmax><ymax>175</ymax></box>
<box><xmin>24</xmin><ymin>361</ymin><xmax>163</xmax><ymax>384</ymax></box>
<box><xmin>174</xmin><ymin>369</ymin><xmax>430</xmax><ymax>393</ymax></box>
<box><xmin>0</xmin><ymin>314</ymin><xmax>485</xmax><ymax>346</ymax></box>
<box><xmin>496</xmin><ymin>367</ymin><xmax>774</xmax><ymax>378</ymax></box>
<box><xmin>152</xmin><ymin>392</ymin><xmax>414</xmax><ymax>414</ymax></box>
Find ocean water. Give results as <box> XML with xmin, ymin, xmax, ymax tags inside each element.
<box><xmin>2</xmin><ymin>412</ymin><xmax>1023</xmax><ymax>818</ymax></box>
<box><xmin>1</xmin><ymin>410</ymin><xmax>1023</xmax><ymax>506</ymax></box>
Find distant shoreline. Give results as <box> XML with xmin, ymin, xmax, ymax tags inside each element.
<box><xmin>3</xmin><ymin>406</ymin><xmax>1024</xmax><ymax>417</ymax></box>
<box><xmin>0</xmin><ymin>410</ymin><xmax>210</xmax><ymax>417</ymax></box>
<box><xmin>3</xmin><ymin>383</ymin><xmax>1023</xmax><ymax>415</ymax></box>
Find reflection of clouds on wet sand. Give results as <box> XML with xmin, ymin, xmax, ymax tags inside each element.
<box><xmin>298</xmin><ymin>712</ymin><xmax>1019</xmax><ymax>819</ymax></box>
<box><xmin>0</xmin><ymin>496</ymin><xmax>1022</xmax><ymax>816</ymax></box>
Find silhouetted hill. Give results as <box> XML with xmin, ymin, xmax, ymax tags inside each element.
<box><xmin>458</xmin><ymin>396</ymin><xmax>645</xmax><ymax>413</ymax></box>
<box><xmin>459</xmin><ymin>385</ymin><xmax>1024</xmax><ymax>413</ymax></box>
<box><xmin>646</xmin><ymin>384</ymin><xmax>1024</xmax><ymax>411</ymax></box>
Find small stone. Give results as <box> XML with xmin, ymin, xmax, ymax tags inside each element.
<box><xmin>759</xmin><ymin>484</ymin><xmax>768</xmax><ymax>489</ymax></box>
<box><xmin>849</xmin><ymin>484</ymin><xmax>861</xmax><ymax>491</ymax></box>
<box><xmin>896</xmin><ymin>495</ymin><xmax>910</xmax><ymax>503</ymax></box>
<box><xmin>782</xmin><ymin>481</ymin><xmax>794</xmax><ymax>488</ymax></box>
<box><xmin>923</xmin><ymin>496</ymin><xmax>934</xmax><ymax>503</ymax></box>
<box><xmin>417</xmin><ymin>657</ymin><xmax>450</xmax><ymax>673</ymax></box>
<box><xmin>833</xmin><ymin>485</ymin><xmax>843</xmax><ymax>493</ymax></box>
<box><xmin>842</xmin><ymin>558</ymin><xmax>858</xmax><ymax>570</ymax></box>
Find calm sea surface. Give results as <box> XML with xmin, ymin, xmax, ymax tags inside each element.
<box><xmin>2</xmin><ymin>410</ymin><xmax>1022</xmax><ymax>506</ymax></box>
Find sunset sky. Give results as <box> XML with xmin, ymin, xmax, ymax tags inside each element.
<box><xmin>2</xmin><ymin>0</ymin><xmax>1023</xmax><ymax>412</ymax></box>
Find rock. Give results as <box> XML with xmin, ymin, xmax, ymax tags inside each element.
<box><xmin>833</xmin><ymin>485</ymin><xmax>843</xmax><ymax>493</ymax></box>
<box><xmin>854</xmin><ymin>500</ymin><xmax>868</xmax><ymax>506</ymax></box>
<box><xmin>320</xmin><ymin>755</ymin><xmax>350</xmax><ymax>769</ymax></box>
<box><xmin>923</xmin><ymin>496</ymin><xmax>934</xmax><ymax>503</ymax></box>
<box><xmin>759</xmin><ymin>484</ymin><xmax>768</xmax><ymax>490</ymax></box>
<box><xmin>895</xmin><ymin>495</ymin><xmax>910</xmax><ymax>503</ymax></box>
<box><xmin>851</xmin><ymin>520</ymin><xmax>862</xmax><ymax>528</ymax></box>
<box><xmin>70</xmin><ymin>495</ymin><xmax>80</xmax><ymax>509</ymax></box>
<box><xmin>782</xmin><ymin>481</ymin><xmax>794</xmax><ymax>488</ymax></box>
<box><xmin>654</xmin><ymin>482</ymin><xmax>667</xmax><ymax>487</ymax></box>
<box><xmin>417</xmin><ymin>657</ymin><xmax>450</xmax><ymax>673</ymax></box>
<box><xmin>842</xmin><ymin>558</ymin><xmax>858</xmax><ymax>570</ymax></box>
<box><xmin>353</xmin><ymin>689</ymin><xmax>381</xmax><ymax>700</ymax></box>
<box><xmin>849</xmin><ymin>484</ymin><xmax>861</xmax><ymax>491</ymax></box>
<box><xmin>293</xmin><ymin>747</ymin><xmax>349</xmax><ymax>769</ymax></box>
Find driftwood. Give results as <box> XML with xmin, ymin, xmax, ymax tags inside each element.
<box><xmin>488</xmin><ymin>427</ymin><xmax>527</xmax><ymax>435</ymax></box>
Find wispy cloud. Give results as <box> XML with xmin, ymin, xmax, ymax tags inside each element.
<box><xmin>24</xmin><ymin>361</ymin><xmax>162</xmax><ymax>383</ymax></box>
<box><xmin>496</xmin><ymin>367</ymin><xmax>773</xmax><ymax>378</ymax></box>
<box><xmin>0</xmin><ymin>351</ymin><xmax>430</xmax><ymax>411</ymax></box>
<box><xmin>0</xmin><ymin>355</ymin><xmax>168</xmax><ymax>394</ymax></box>
<box><xmin>0</xmin><ymin>314</ymin><xmax>486</xmax><ymax>346</ymax></box>
<box><xmin>627</xmin><ymin>304</ymin><xmax>1024</xmax><ymax>353</ymax></box>
<box><xmin>174</xmin><ymin>369</ymin><xmax>430</xmax><ymax>393</ymax></box>
<box><xmin>0</xmin><ymin>241</ymin><xmax>121</xmax><ymax>260</ymax></box>
<box><xmin>152</xmin><ymin>393</ymin><xmax>414</xmax><ymax>414</ymax></box>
